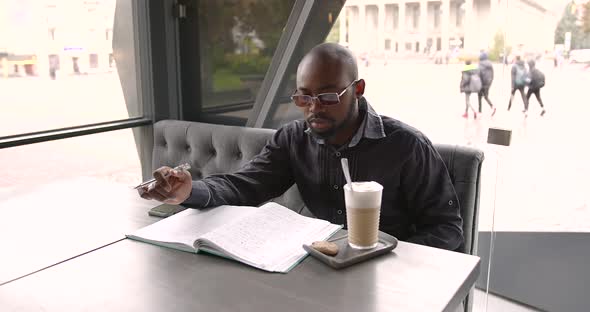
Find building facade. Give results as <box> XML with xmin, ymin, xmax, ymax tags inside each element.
<box><xmin>339</xmin><ymin>0</ymin><xmax>559</xmax><ymax>57</ymax></box>
<box><xmin>0</xmin><ymin>0</ymin><xmax>115</xmax><ymax>78</ymax></box>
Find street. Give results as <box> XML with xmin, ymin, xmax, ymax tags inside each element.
<box><xmin>361</xmin><ymin>60</ymin><xmax>590</xmax><ymax>232</ymax></box>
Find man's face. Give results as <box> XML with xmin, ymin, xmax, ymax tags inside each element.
<box><xmin>295</xmin><ymin>58</ymin><xmax>358</xmax><ymax>139</ymax></box>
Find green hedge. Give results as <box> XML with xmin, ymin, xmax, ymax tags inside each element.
<box><xmin>224</xmin><ymin>54</ymin><xmax>271</xmax><ymax>75</ymax></box>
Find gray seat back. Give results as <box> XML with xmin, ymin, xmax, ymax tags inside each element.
<box><xmin>152</xmin><ymin>120</ymin><xmax>307</xmax><ymax>214</ymax></box>
<box><xmin>435</xmin><ymin>144</ymin><xmax>484</xmax><ymax>257</ymax></box>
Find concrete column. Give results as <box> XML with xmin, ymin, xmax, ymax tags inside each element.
<box><xmin>485</xmin><ymin>0</ymin><xmax>496</xmax><ymax>50</ymax></box>
<box><xmin>463</xmin><ymin>0</ymin><xmax>474</xmax><ymax>51</ymax></box>
<box><xmin>1</xmin><ymin>57</ymin><xmax>8</xmax><ymax>78</ymax></box>
<box><xmin>441</xmin><ymin>0</ymin><xmax>450</xmax><ymax>53</ymax></box>
<box><xmin>378</xmin><ymin>3</ymin><xmax>386</xmax><ymax>52</ymax></box>
<box><xmin>420</xmin><ymin>1</ymin><xmax>429</xmax><ymax>54</ymax></box>
<box><xmin>489</xmin><ymin>0</ymin><xmax>498</xmax><ymax>28</ymax></box>
<box><xmin>339</xmin><ymin>7</ymin><xmax>347</xmax><ymax>45</ymax></box>
<box><xmin>358</xmin><ymin>4</ymin><xmax>366</xmax><ymax>52</ymax></box>
<box><xmin>398</xmin><ymin>1</ymin><xmax>406</xmax><ymax>53</ymax></box>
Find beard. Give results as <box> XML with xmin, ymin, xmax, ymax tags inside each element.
<box><xmin>307</xmin><ymin>99</ymin><xmax>357</xmax><ymax>140</ymax></box>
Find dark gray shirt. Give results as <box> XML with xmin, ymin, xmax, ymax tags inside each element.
<box><xmin>185</xmin><ymin>98</ymin><xmax>463</xmax><ymax>250</ymax></box>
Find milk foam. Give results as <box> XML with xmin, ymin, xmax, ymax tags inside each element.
<box><xmin>343</xmin><ymin>181</ymin><xmax>383</xmax><ymax>209</ymax></box>
<box><xmin>346</xmin><ymin>181</ymin><xmax>382</xmax><ymax>192</ymax></box>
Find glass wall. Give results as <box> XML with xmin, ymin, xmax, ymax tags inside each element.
<box><xmin>0</xmin><ymin>0</ymin><xmax>140</xmax><ymax>137</ymax></box>
<box><xmin>197</xmin><ymin>0</ymin><xmax>296</xmax><ymax>125</ymax></box>
<box><xmin>0</xmin><ymin>0</ymin><xmax>147</xmax><ymax>189</ymax></box>
<box><xmin>259</xmin><ymin>0</ymin><xmax>590</xmax><ymax>311</ymax></box>
<box><xmin>0</xmin><ymin>127</ymin><xmax>147</xmax><ymax>285</ymax></box>
<box><xmin>260</xmin><ymin>3</ymin><xmax>344</xmax><ymax>129</ymax></box>
<box><xmin>0</xmin><ymin>128</ymin><xmax>142</xmax><ymax>201</ymax></box>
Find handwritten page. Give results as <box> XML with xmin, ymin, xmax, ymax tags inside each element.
<box><xmin>127</xmin><ymin>205</ymin><xmax>256</xmax><ymax>249</ymax></box>
<box><xmin>201</xmin><ymin>202</ymin><xmax>340</xmax><ymax>271</ymax></box>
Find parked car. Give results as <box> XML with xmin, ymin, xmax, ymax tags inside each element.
<box><xmin>569</xmin><ymin>49</ymin><xmax>590</xmax><ymax>63</ymax></box>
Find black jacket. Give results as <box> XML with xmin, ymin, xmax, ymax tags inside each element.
<box><xmin>528</xmin><ymin>66</ymin><xmax>545</xmax><ymax>89</ymax></box>
<box><xmin>185</xmin><ymin>99</ymin><xmax>464</xmax><ymax>251</ymax></box>
<box><xmin>478</xmin><ymin>60</ymin><xmax>494</xmax><ymax>88</ymax></box>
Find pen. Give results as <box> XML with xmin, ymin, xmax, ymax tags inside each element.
<box><xmin>134</xmin><ymin>163</ymin><xmax>191</xmax><ymax>189</ymax></box>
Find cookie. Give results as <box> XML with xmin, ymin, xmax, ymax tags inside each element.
<box><xmin>311</xmin><ymin>241</ymin><xmax>339</xmax><ymax>256</ymax></box>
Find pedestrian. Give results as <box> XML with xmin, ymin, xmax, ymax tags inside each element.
<box><xmin>460</xmin><ymin>60</ymin><xmax>481</xmax><ymax>119</ymax></box>
<box><xmin>477</xmin><ymin>53</ymin><xmax>496</xmax><ymax>116</ymax></box>
<box><xmin>526</xmin><ymin>60</ymin><xmax>546</xmax><ymax>116</ymax></box>
<box><xmin>49</xmin><ymin>55</ymin><xmax>58</xmax><ymax>80</ymax></box>
<box><xmin>507</xmin><ymin>56</ymin><xmax>529</xmax><ymax>116</ymax></box>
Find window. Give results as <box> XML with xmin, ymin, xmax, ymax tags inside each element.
<box><xmin>405</xmin><ymin>42</ymin><xmax>412</xmax><ymax>51</ymax></box>
<box><xmin>197</xmin><ymin>0</ymin><xmax>296</xmax><ymax>115</ymax></box>
<box><xmin>252</xmin><ymin>0</ymin><xmax>590</xmax><ymax>310</ymax></box>
<box><xmin>1</xmin><ymin>0</ymin><xmax>151</xmax><ymax>200</ymax></box>
<box><xmin>0</xmin><ymin>129</ymin><xmax>142</xmax><ymax>199</ymax></box>
<box><xmin>0</xmin><ymin>0</ymin><xmax>142</xmax><ymax>137</ymax></box>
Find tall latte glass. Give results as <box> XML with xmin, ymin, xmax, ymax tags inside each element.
<box><xmin>344</xmin><ymin>181</ymin><xmax>383</xmax><ymax>249</ymax></box>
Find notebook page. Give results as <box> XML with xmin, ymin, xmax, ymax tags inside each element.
<box><xmin>127</xmin><ymin>205</ymin><xmax>256</xmax><ymax>249</ymax></box>
<box><xmin>200</xmin><ymin>202</ymin><xmax>336</xmax><ymax>271</ymax></box>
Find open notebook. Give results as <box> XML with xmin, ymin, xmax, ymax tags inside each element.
<box><xmin>126</xmin><ymin>202</ymin><xmax>342</xmax><ymax>273</ymax></box>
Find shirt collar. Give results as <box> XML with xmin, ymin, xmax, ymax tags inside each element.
<box><xmin>305</xmin><ymin>97</ymin><xmax>386</xmax><ymax>147</ymax></box>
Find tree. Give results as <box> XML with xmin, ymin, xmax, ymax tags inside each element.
<box><xmin>488</xmin><ymin>30</ymin><xmax>511</xmax><ymax>62</ymax></box>
<box><xmin>325</xmin><ymin>18</ymin><xmax>340</xmax><ymax>43</ymax></box>
<box><xmin>583</xmin><ymin>1</ymin><xmax>590</xmax><ymax>34</ymax></box>
<box><xmin>555</xmin><ymin>1</ymin><xmax>590</xmax><ymax>49</ymax></box>
<box><xmin>240</xmin><ymin>1</ymin><xmax>295</xmax><ymax>56</ymax></box>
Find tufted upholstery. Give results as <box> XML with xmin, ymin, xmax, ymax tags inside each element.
<box><xmin>151</xmin><ymin>120</ymin><xmax>483</xmax><ymax>312</ymax></box>
<box><xmin>152</xmin><ymin>120</ymin><xmax>308</xmax><ymax>215</ymax></box>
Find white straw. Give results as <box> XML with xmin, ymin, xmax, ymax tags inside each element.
<box><xmin>340</xmin><ymin>158</ymin><xmax>354</xmax><ymax>191</ymax></box>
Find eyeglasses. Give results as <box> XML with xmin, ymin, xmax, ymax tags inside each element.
<box><xmin>291</xmin><ymin>80</ymin><xmax>358</xmax><ymax>107</ymax></box>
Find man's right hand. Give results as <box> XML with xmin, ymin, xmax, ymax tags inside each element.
<box><xmin>138</xmin><ymin>166</ymin><xmax>192</xmax><ymax>205</ymax></box>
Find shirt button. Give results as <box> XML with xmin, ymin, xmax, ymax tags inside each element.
<box><xmin>333</xmin><ymin>185</ymin><xmax>339</xmax><ymax>190</ymax></box>
<box><xmin>337</xmin><ymin>210</ymin><xmax>343</xmax><ymax>215</ymax></box>
<box><xmin>335</xmin><ymin>152</ymin><xmax>341</xmax><ymax>157</ymax></box>
<box><xmin>448</xmin><ymin>200</ymin><xmax>453</xmax><ymax>206</ymax></box>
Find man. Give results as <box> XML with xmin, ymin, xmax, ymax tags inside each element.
<box><xmin>526</xmin><ymin>60</ymin><xmax>546</xmax><ymax>117</ymax></box>
<box><xmin>139</xmin><ymin>43</ymin><xmax>463</xmax><ymax>251</ymax></box>
<box><xmin>507</xmin><ymin>56</ymin><xmax>529</xmax><ymax>116</ymax></box>
<box><xmin>477</xmin><ymin>53</ymin><xmax>496</xmax><ymax>115</ymax></box>
<box><xmin>460</xmin><ymin>60</ymin><xmax>481</xmax><ymax>119</ymax></box>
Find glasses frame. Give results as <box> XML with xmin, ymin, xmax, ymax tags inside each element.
<box><xmin>291</xmin><ymin>79</ymin><xmax>358</xmax><ymax>107</ymax></box>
